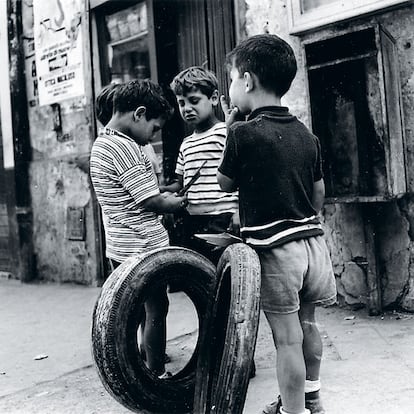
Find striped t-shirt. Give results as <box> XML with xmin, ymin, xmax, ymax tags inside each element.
<box><xmin>175</xmin><ymin>122</ymin><xmax>238</xmax><ymax>215</ymax></box>
<box><xmin>90</xmin><ymin>127</ymin><xmax>169</xmax><ymax>263</ymax></box>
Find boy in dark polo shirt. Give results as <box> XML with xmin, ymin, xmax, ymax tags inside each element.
<box><xmin>218</xmin><ymin>34</ymin><xmax>337</xmax><ymax>414</ymax></box>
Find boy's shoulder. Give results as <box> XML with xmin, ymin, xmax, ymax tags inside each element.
<box><xmin>227</xmin><ymin>118</ymin><xmax>258</xmax><ymax>140</ymax></box>
<box><xmin>209</xmin><ymin>121</ymin><xmax>226</xmax><ymax>135</ymax></box>
<box><xmin>92</xmin><ymin>132</ymin><xmax>122</xmax><ymax>153</ymax></box>
<box><xmin>228</xmin><ymin>108</ymin><xmax>315</xmax><ymax>140</ymax></box>
<box><xmin>92</xmin><ymin>129</ymin><xmax>145</xmax><ymax>160</ymax></box>
<box><xmin>96</xmin><ymin>128</ymin><xmax>139</xmax><ymax>147</ymax></box>
<box><xmin>184</xmin><ymin>121</ymin><xmax>226</xmax><ymax>141</ymax></box>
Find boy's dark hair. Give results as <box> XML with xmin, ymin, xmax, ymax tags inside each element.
<box><xmin>170</xmin><ymin>66</ymin><xmax>218</xmax><ymax>98</ymax></box>
<box><xmin>96</xmin><ymin>83</ymin><xmax>121</xmax><ymax>125</ymax></box>
<box><xmin>227</xmin><ymin>34</ymin><xmax>297</xmax><ymax>97</ymax></box>
<box><xmin>113</xmin><ymin>79</ymin><xmax>173</xmax><ymax>120</ymax></box>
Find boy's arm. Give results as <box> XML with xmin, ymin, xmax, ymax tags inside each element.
<box><xmin>312</xmin><ymin>178</ymin><xmax>325</xmax><ymax>213</ymax></box>
<box><xmin>159</xmin><ymin>175</ymin><xmax>183</xmax><ymax>193</ymax></box>
<box><xmin>142</xmin><ymin>192</ymin><xmax>187</xmax><ymax>214</ymax></box>
<box><xmin>160</xmin><ymin>143</ymin><xmax>185</xmax><ymax>193</ymax></box>
<box><xmin>217</xmin><ymin>171</ymin><xmax>237</xmax><ymax>193</ymax></box>
<box><xmin>217</xmin><ymin>112</ymin><xmax>239</xmax><ymax>192</ymax></box>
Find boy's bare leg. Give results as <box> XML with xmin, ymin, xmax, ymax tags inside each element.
<box><xmin>299</xmin><ymin>303</ymin><xmax>325</xmax><ymax>413</ymax></box>
<box><xmin>265</xmin><ymin>311</ymin><xmax>305</xmax><ymax>413</ymax></box>
<box><xmin>143</xmin><ymin>291</ymin><xmax>169</xmax><ymax>375</ymax></box>
<box><xmin>299</xmin><ymin>303</ymin><xmax>321</xmax><ymax>381</ymax></box>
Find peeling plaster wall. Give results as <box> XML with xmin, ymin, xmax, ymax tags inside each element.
<box><xmin>374</xmin><ymin>7</ymin><xmax>414</xmax><ymax>310</ymax></box>
<box><xmin>322</xmin><ymin>204</ymin><xmax>369</xmax><ymax>307</ymax></box>
<box><xmin>239</xmin><ymin>0</ymin><xmax>414</xmax><ymax>310</ymax></box>
<box><xmin>22</xmin><ymin>2</ymin><xmax>99</xmax><ymax>284</ymax></box>
<box><xmin>243</xmin><ymin>0</ymin><xmax>310</xmax><ymax>125</ymax></box>
<box><xmin>375</xmin><ymin>201</ymin><xmax>410</xmax><ymax>306</ymax></box>
<box><xmin>30</xmin><ymin>160</ymin><xmax>95</xmax><ymax>284</ymax></box>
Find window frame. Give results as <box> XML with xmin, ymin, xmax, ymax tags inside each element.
<box><xmin>287</xmin><ymin>0</ymin><xmax>411</xmax><ymax>34</ymax></box>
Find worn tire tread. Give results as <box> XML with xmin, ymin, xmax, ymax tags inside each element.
<box><xmin>194</xmin><ymin>243</ymin><xmax>261</xmax><ymax>414</ymax></box>
<box><xmin>92</xmin><ymin>247</ymin><xmax>216</xmax><ymax>414</ymax></box>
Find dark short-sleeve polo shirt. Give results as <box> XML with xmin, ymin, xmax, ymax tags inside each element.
<box><xmin>219</xmin><ymin>106</ymin><xmax>324</xmax><ymax>247</ymax></box>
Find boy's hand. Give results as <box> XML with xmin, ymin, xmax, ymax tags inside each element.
<box><xmin>171</xmin><ymin>193</ymin><xmax>188</xmax><ymax>209</ymax></box>
<box><xmin>143</xmin><ymin>192</ymin><xmax>187</xmax><ymax>213</ymax></box>
<box><xmin>159</xmin><ymin>179</ymin><xmax>182</xmax><ymax>194</ymax></box>
<box><xmin>178</xmin><ymin>194</ymin><xmax>188</xmax><ymax>209</ymax></box>
<box><xmin>220</xmin><ymin>95</ymin><xmax>239</xmax><ymax>127</ymax></box>
<box><xmin>168</xmin><ymin>193</ymin><xmax>188</xmax><ymax>210</ymax></box>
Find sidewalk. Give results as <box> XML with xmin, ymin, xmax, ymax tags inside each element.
<box><xmin>0</xmin><ymin>277</ymin><xmax>413</xmax><ymax>413</ymax></box>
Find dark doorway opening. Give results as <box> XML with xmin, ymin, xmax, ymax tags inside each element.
<box><xmin>306</xmin><ymin>28</ymin><xmax>386</xmax><ymax>199</ymax></box>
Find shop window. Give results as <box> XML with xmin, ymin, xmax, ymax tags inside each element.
<box><xmin>104</xmin><ymin>2</ymin><xmax>151</xmax><ymax>83</ymax></box>
<box><xmin>288</xmin><ymin>0</ymin><xmax>410</xmax><ymax>34</ymax></box>
<box><xmin>305</xmin><ymin>26</ymin><xmax>406</xmax><ymax>202</ymax></box>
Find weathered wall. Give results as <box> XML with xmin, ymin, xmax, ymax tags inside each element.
<box><xmin>374</xmin><ymin>6</ymin><xmax>414</xmax><ymax>310</ymax></box>
<box><xmin>240</xmin><ymin>0</ymin><xmax>414</xmax><ymax>311</ymax></box>
<box><xmin>22</xmin><ymin>2</ymin><xmax>100</xmax><ymax>285</ymax></box>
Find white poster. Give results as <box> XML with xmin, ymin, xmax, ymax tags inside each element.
<box><xmin>33</xmin><ymin>0</ymin><xmax>85</xmax><ymax>106</ymax></box>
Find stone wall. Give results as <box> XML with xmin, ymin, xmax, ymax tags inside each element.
<box><xmin>21</xmin><ymin>1</ymin><xmax>100</xmax><ymax>285</ymax></box>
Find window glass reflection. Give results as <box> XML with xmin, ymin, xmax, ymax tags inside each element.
<box><xmin>105</xmin><ymin>2</ymin><xmax>150</xmax><ymax>83</ymax></box>
<box><xmin>301</xmin><ymin>0</ymin><xmax>338</xmax><ymax>13</ymax></box>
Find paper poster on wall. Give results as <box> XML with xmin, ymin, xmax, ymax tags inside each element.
<box><xmin>33</xmin><ymin>0</ymin><xmax>85</xmax><ymax>106</ymax></box>
<box><xmin>24</xmin><ymin>39</ymin><xmax>38</xmax><ymax>107</ymax></box>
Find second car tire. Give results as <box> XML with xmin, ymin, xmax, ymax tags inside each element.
<box><xmin>194</xmin><ymin>243</ymin><xmax>261</xmax><ymax>414</ymax></box>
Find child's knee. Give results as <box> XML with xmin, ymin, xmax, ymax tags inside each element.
<box><xmin>275</xmin><ymin>331</ymin><xmax>304</xmax><ymax>348</ymax></box>
<box><xmin>266</xmin><ymin>311</ymin><xmax>304</xmax><ymax>347</ymax></box>
<box><xmin>300</xmin><ymin>319</ymin><xmax>319</xmax><ymax>335</ymax></box>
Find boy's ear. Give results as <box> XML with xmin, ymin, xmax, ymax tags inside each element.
<box><xmin>133</xmin><ymin>106</ymin><xmax>146</xmax><ymax>121</ymax></box>
<box><xmin>211</xmin><ymin>89</ymin><xmax>219</xmax><ymax>106</ymax></box>
<box><xmin>243</xmin><ymin>72</ymin><xmax>255</xmax><ymax>93</ymax></box>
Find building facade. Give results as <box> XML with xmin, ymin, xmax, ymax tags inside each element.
<box><xmin>1</xmin><ymin>0</ymin><xmax>413</xmax><ymax>313</ymax></box>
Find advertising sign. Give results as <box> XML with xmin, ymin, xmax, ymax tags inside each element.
<box><xmin>33</xmin><ymin>0</ymin><xmax>85</xmax><ymax>105</ymax></box>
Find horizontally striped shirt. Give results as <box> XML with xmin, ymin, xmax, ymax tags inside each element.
<box><xmin>90</xmin><ymin>127</ymin><xmax>168</xmax><ymax>263</ymax></box>
<box><xmin>219</xmin><ymin>106</ymin><xmax>324</xmax><ymax>249</ymax></box>
<box><xmin>175</xmin><ymin>122</ymin><xmax>238</xmax><ymax>215</ymax></box>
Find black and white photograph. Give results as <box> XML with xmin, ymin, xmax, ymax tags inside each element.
<box><xmin>0</xmin><ymin>0</ymin><xmax>413</xmax><ymax>413</ymax></box>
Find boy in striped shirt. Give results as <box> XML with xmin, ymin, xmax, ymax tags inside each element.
<box><xmin>95</xmin><ymin>82</ymin><xmax>162</xmax><ymax>183</ymax></box>
<box><xmin>164</xmin><ymin>66</ymin><xmax>239</xmax><ymax>264</ymax></box>
<box><xmin>90</xmin><ymin>79</ymin><xmax>187</xmax><ymax>378</ymax></box>
<box><xmin>218</xmin><ymin>35</ymin><xmax>337</xmax><ymax>414</ymax></box>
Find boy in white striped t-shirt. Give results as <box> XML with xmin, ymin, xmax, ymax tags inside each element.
<box><xmin>163</xmin><ymin>66</ymin><xmax>239</xmax><ymax>264</ymax></box>
<box><xmin>90</xmin><ymin>80</ymin><xmax>187</xmax><ymax>378</ymax></box>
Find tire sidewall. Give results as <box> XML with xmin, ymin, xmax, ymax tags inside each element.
<box><xmin>92</xmin><ymin>247</ymin><xmax>216</xmax><ymax>414</ymax></box>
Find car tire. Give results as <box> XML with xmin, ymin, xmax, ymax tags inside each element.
<box><xmin>194</xmin><ymin>243</ymin><xmax>261</xmax><ymax>414</ymax></box>
<box><xmin>92</xmin><ymin>247</ymin><xmax>216</xmax><ymax>414</ymax></box>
